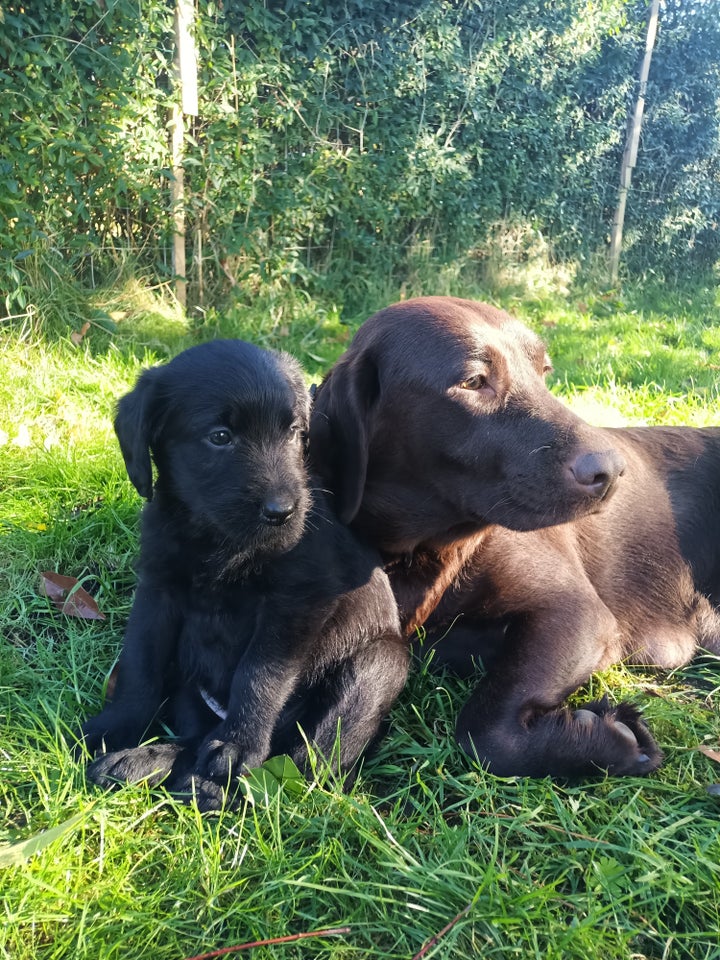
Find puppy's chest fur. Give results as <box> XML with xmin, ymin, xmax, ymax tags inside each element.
<box><xmin>180</xmin><ymin>561</ymin><xmax>329</xmax><ymax>692</ymax></box>
<box><xmin>141</xmin><ymin>503</ymin><xmax>358</xmax><ymax>705</ymax></box>
<box><xmin>175</xmin><ymin>587</ymin><xmax>268</xmax><ymax>701</ymax></box>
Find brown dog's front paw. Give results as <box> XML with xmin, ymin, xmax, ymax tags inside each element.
<box><xmin>574</xmin><ymin>698</ymin><xmax>663</xmax><ymax>776</ymax></box>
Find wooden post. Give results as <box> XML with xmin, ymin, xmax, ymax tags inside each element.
<box><xmin>609</xmin><ymin>0</ymin><xmax>660</xmax><ymax>283</ymax></box>
<box><xmin>171</xmin><ymin>0</ymin><xmax>198</xmax><ymax>308</ymax></box>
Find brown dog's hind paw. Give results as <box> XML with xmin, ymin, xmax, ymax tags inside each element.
<box><xmin>456</xmin><ymin>692</ymin><xmax>663</xmax><ymax>779</ymax></box>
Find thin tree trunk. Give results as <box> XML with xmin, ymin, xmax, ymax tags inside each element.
<box><xmin>609</xmin><ymin>0</ymin><xmax>660</xmax><ymax>283</ymax></box>
<box><xmin>171</xmin><ymin>0</ymin><xmax>198</xmax><ymax>308</ymax></box>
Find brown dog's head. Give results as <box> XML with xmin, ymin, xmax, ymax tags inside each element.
<box><xmin>115</xmin><ymin>339</ymin><xmax>312</xmax><ymax>562</ymax></box>
<box><xmin>309</xmin><ymin>297</ymin><xmax>624</xmax><ymax>553</ymax></box>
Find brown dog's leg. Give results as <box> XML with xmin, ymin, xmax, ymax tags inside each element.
<box><xmin>454</xmin><ymin>592</ymin><xmax>662</xmax><ymax>779</ymax></box>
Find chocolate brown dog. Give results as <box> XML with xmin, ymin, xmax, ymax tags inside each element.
<box><xmin>81</xmin><ymin>339</ymin><xmax>408</xmax><ymax>809</ymax></box>
<box><xmin>309</xmin><ymin>296</ymin><xmax>720</xmax><ymax>779</ymax></box>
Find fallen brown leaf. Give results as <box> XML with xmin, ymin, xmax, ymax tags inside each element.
<box><xmin>70</xmin><ymin>321</ymin><xmax>91</xmax><ymax>346</ymax></box>
<box><xmin>40</xmin><ymin>571</ymin><xmax>106</xmax><ymax>620</ymax></box>
<box><xmin>697</xmin><ymin>744</ymin><xmax>720</xmax><ymax>764</ymax></box>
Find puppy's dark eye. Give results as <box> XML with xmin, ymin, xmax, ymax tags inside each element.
<box><xmin>208</xmin><ymin>429</ymin><xmax>232</xmax><ymax>446</ymax></box>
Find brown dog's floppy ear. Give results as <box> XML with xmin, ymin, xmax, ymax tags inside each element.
<box><xmin>113</xmin><ymin>369</ymin><xmax>160</xmax><ymax>500</ymax></box>
<box><xmin>310</xmin><ymin>349</ymin><xmax>380</xmax><ymax>524</ymax></box>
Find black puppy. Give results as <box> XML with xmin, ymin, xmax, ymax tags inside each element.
<box><xmin>81</xmin><ymin>340</ymin><xmax>407</xmax><ymax>809</ymax></box>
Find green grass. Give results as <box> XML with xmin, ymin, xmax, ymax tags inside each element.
<box><xmin>2</xmin><ymin>271</ymin><xmax>720</xmax><ymax>959</ymax></box>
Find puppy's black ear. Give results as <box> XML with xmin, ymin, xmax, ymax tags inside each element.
<box><xmin>114</xmin><ymin>368</ymin><xmax>160</xmax><ymax>500</ymax></box>
<box><xmin>309</xmin><ymin>349</ymin><xmax>380</xmax><ymax>524</ymax></box>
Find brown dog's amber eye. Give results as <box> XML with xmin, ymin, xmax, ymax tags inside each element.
<box><xmin>208</xmin><ymin>429</ymin><xmax>232</xmax><ymax>446</ymax></box>
<box><xmin>460</xmin><ymin>374</ymin><xmax>489</xmax><ymax>391</ymax></box>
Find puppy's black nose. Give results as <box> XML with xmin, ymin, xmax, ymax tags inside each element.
<box><xmin>261</xmin><ymin>497</ymin><xmax>296</xmax><ymax>525</ymax></box>
<box><xmin>568</xmin><ymin>449</ymin><xmax>625</xmax><ymax>500</ymax></box>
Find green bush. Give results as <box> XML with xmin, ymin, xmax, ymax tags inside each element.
<box><xmin>1</xmin><ymin>0</ymin><xmax>718</xmax><ymax>319</ymax></box>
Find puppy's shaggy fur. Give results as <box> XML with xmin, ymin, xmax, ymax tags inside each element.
<box><xmin>82</xmin><ymin>340</ymin><xmax>407</xmax><ymax>809</ymax></box>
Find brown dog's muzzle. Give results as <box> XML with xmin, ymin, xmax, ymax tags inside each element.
<box><xmin>567</xmin><ymin>448</ymin><xmax>626</xmax><ymax>502</ymax></box>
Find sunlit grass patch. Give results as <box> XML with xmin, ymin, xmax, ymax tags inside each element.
<box><xmin>2</xmin><ymin>272</ymin><xmax>720</xmax><ymax>959</ymax></box>
<box><xmin>199</xmin><ymin>290</ymin><xmax>352</xmax><ymax>382</ymax></box>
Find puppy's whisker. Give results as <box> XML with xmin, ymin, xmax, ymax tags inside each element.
<box><xmin>485</xmin><ymin>495</ymin><xmax>513</xmax><ymax>519</ymax></box>
<box><xmin>306</xmin><ymin>506</ymin><xmax>334</xmax><ymax>527</ymax></box>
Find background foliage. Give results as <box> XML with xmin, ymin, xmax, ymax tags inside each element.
<box><xmin>1</xmin><ymin>0</ymin><xmax>718</xmax><ymax>319</ymax></box>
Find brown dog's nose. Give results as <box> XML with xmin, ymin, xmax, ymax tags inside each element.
<box><xmin>261</xmin><ymin>497</ymin><xmax>296</xmax><ymax>525</ymax></box>
<box><xmin>568</xmin><ymin>450</ymin><xmax>625</xmax><ymax>500</ymax></box>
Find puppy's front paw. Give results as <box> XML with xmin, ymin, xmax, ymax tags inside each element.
<box><xmin>197</xmin><ymin>739</ymin><xmax>262</xmax><ymax>782</ymax></box>
<box><xmin>78</xmin><ymin>709</ymin><xmax>144</xmax><ymax>758</ymax></box>
<box><xmin>167</xmin><ymin>774</ymin><xmax>241</xmax><ymax>813</ymax></box>
<box><xmin>87</xmin><ymin>743</ymin><xmax>184</xmax><ymax>788</ymax></box>
<box><xmin>88</xmin><ymin>745</ymin><xmax>241</xmax><ymax>812</ymax></box>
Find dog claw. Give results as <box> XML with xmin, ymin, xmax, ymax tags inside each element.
<box><xmin>561</xmin><ymin>699</ymin><xmax>662</xmax><ymax>776</ymax></box>
<box><xmin>613</xmin><ymin>720</ymin><xmax>638</xmax><ymax>744</ymax></box>
<box><xmin>573</xmin><ymin>709</ymin><xmax>598</xmax><ymax>727</ymax></box>
<box><xmin>573</xmin><ymin>710</ymin><xmax>640</xmax><ymax>748</ymax></box>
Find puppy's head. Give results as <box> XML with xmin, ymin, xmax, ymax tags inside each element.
<box><xmin>115</xmin><ymin>340</ymin><xmax>311</xmax><ymax>559</ymax></box>
<box><xmin>310</xmin><ymin>297</ymin><xmax>624</xmax><ymax>551</ymax></box>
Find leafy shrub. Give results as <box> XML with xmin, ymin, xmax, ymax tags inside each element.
<box><xmin>1</xmin><ymin>0</ymin><xmax>717</xmax><ymax>319</ymax></box>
